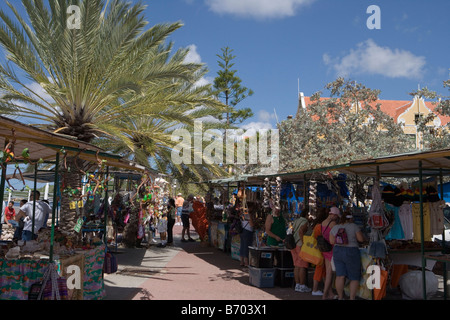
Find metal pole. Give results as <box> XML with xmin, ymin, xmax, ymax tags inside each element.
<box><xmin>0</xmin><ymin>161</ymin><xmax>7</xmax><ymax>236</ymax></box>
<box><xmin>103</xmin><ymin>166</ymin><xmax>109</xmax><ymax>246</ymax></box>
<box><xmin>419</xmin><ymin>161</ymin><xmax>427</xmax><ymax>300</ymax></box>
<box><xmin>439</xmin><ymin>168</ymin><xmax>447</xmax><ymax>300</ymax></box>
<box><xmin>49</xmin><ymin>152</ymin><xmax>59</xmax><ymax>263</ymax></box>
<box><xmin>31</xmin><ymin>162</ymin><xmax>38</xmax><ymax>235</ymax></box>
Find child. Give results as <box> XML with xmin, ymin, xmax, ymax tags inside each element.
<box><xmin>157</xmin><ymin>213</ymin><xmax>168</xmax><ymax>247</ymax></box>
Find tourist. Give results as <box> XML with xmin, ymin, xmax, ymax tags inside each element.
<box><xmin>264</xmin><ymin>206</ymin><xmax>286</xmax><ymax>246</ymax></box>
<box><xmin>175</xmin><ymin>193</ymin><xmax>184</xmax><ymax>225</ymax></box>
<box><xmin>166</xmin><ymin>198</ymin><xmax>176</xmax><ymax>246</ymax></box>
<box><xmin>5</xmin><ymin>201</ymin><xmax>21</xmax><ymax>240</ymax></box>
<box><xmin>311</xmin><ymin>208</ymin><xmax>328</xmax><ymax>296</ymax></box>
<box><xmin>239</xmin><ymin>204</ymin><xmax>254</xmax><ymax>268</ymax></box>
<box><xmin>181</xmin><ymin>194</ymin><xmax>195</xmax><ymax>242</ymax></box>
<box><xmin>5</xmin><ymin>201</ymin><xmax>16</xmax><ymax>227</ymax></box>
<box><xmin>330</xmin><ymin>212</ymin><xmax>365</xmax><ymax>300</ymax></box>
<box><xmin>320</xmin><ymin>206</ymin><xmax>340</xmax><ymax>300</ymax></box>
<box><xmin>290</xmin><ymin>207</ymin><xmax>312</xmax><ymax>292</ymax></box>
<box><xmin>157</xmin><ymin>212</ymin><xmax>168</xmax><ymax>247</ymax></box>
<box><xmin>15</xmin><ymin>191</ymin><xmax>51</xmax><ymax>241</ymax></box>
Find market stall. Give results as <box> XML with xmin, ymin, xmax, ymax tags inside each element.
<box><xmin>256</xmin><ymin>148</ymin><xmax>450</xmax><ymax>300</ymax></box>
<box><xmin>0</xmin><ymin>116</ymin><xmax>146</xmax><ymax>300</ymax></box>
<box><xmin>206</xmin><ymin>147</ymin><xmax>450</xmax><ymax>299</ymax></box>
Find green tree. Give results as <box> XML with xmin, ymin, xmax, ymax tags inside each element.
<box><xmin>0</xmin><ymin>0</ymin><xmax>225</xmax><ymax>237</ymax></box>
<box><xmin>212</xmin><ymin>47</ymin><xmax>254</xmax><ymax>127</ymax></box>
<box><xmin>278</xmin><ymin>78</ymin><xmax>413</xmax><ymax>172</ymax></box>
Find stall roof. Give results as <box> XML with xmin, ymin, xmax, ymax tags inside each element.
<box><xmin>0</xmin><ymin>116</ymin><xmax>146</xmax><ymax>172</ymax></box>
<box><xmin>208</xmin><ymin>148</ymin><xmax>450</xmax><ymax>185</ymax></box>
<box><xmin>338</xmin><ymin>148</ymin><xmax>450</xmax><ymax>177</ymax></box>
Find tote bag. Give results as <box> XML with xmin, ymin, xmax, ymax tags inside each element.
<box><xmin>299</xmin><ymin>235</ymin><xmax>323</xmax><ymax>266</ymax></box>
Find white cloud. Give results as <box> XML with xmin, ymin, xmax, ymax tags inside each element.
<box><xmin>184</xmin><ymin>44</ymin><xmax>202</xmax><ymax>64</ymax></box>
<box><xmin>324</xmin><ymin>39</ymin><xmax>426</xmax><ymax>79</ymax></box>
<box><xmin>258</xmin><ymin>110</ymin><xmax>275</xmax><ymax>122</ymax></box>
<box><xmin>205</xmin><ymin>0</ymin><xmax>315</xmax><ymax>19</ymax></box>
<box><xmin>240</xmin><ymin>121</ymin><xmax>275</xmax><ymax>136</ymax></box>
<box><xmin>183</xmin><ymin>44</ymin><xmax>213</xmax><ymax>88</ymax></box>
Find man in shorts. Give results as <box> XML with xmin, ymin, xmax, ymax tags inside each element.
<box><xmin>175</xmin><ymin>193</ymin><xmax>184</xmax><ymax>225</ymax></box>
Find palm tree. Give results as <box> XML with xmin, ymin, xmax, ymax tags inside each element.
<box><xmin>0</xmin><ymin>0</ymin><xmax>226</xmax><ymax>237</ymax></box>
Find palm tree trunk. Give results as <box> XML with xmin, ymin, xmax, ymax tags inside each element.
<box><xmin>59</xmin><ymin>156</ymin><xmax>83</xmax><ymax>241</ymax></box>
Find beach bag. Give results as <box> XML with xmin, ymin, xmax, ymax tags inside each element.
<box><xmin>28</xmin><ymin>263</ymin><xmax>68</xmax><ymax>300</ymax></box>
<box><xmin>368</xmin><ymin>183</ymin><xmax>389</xmax><ymax>229</ymax></box>
<box><xmin>299</xmin><ymin>235</ymin><xmax>323</xmax><ymax>266</ymax></box>
<box><xmin>103</xmin><ymin>251</ymin><xmax>118</xmax><ymax>274</ymax></box>
<box><xmin>374</xmin><ymin>268</ymin><xmax>388</xmax><ymax>300</ymax></box>
<box><xmin>335</xmin><ymin>227</ymin><xmax>348</xmax><ymax>245</ymax></box>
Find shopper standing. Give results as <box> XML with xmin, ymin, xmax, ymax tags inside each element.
<box><xmin>239</xmin><ymin>205</ymin><xmax>254</xmax><ymax>268</ymax></box>
<box><xmin>320</xmin><ymin>206</ymin><xmax>340</xmax><ymax>300</ymax></box>
<box><xmin>330</xmin><ymin>213</ymin><xmax>365</xmax><ymax>300</ymax></box>
<box><xmin>311</xmin><ymin>207</ymin><xmax>327</xmax><ymax>296</ymax></box>
<box><xmin>290</xmin><ymin>208</ymin><xmax>311</xmax><ymax>293</ymax></box>
<box><xmin>265</xmin><ymin>207</ymin><xmax>286</xmax><ymax>246</ymax></box>
<box><xmin>175</xmin><ymin>193</ymin><xmax>184</xmax><ymax>225</ymax></box>
<box><xmin>166</xmin><ymin>198</ymin><xmax>176</xmax><ymax>246</ymax></box>
<box><xmin>181</xmin><ymin>194</ymin><xmax>195</xmax><ymax>242</ymax></box>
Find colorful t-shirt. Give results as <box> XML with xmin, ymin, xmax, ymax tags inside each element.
<box><xmin>5</xmin><ymin>207</ymin><xmax>15</xmax><ymax>221</ymax></box>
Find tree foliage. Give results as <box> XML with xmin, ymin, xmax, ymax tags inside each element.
<box><xmin>212</xmin><ymin>46</ymin><xmax>254</xmax><ymax>126</ymax></box>
<box><xmin>278</xmin><ymin>78</ymin><xmax>413</xmax><ymax>172</ymax></box>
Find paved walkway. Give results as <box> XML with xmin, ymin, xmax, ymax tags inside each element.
<box><xmin>103</xmin><ymin>224</ymin><xmax>447</xmax><ymax>301</ymax></box>
<box><xmin>103</xmin><ymin>224</ymin><xmax>322</xmax><ymax>301</ymax></box>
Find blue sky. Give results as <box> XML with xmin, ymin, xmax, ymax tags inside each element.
<box><xmin>143</xmin><ymin>0</ymin><xmax>449</xmax><ymax>131</ymax></box>
<box><xmin>0</xmin><ymin>0</ymin><xmax>449</xmax><ymax>132</ymax></box>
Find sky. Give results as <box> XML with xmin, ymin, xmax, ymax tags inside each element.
<box><xmin>141</xmin><ymin>0</ymin><xmax>449</xmax><ymax>132</ymax></box>
<box><xmin>0</xmin><ymin>0</ymin><xmax>448</xmax><ymax>132</ymax></box>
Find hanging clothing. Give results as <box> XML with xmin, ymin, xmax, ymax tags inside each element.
<box><xmin>412</xmin><ymin>203</ymin><xmax>432</xmax><ymax>243</ymax></box>
<box><xmin>398</xmin><ymin>203</ymin><xmax>413</xmax><ymax>240</ymax></box>
<box><xmin>385</xmin><ymin>203</ymin><xmax>405</xmax><ymax>240</ymax></box>
<box><xmin>429</xmin><ymin>200</ymin><xmax>445</xmax><ymax>236</ymax></box>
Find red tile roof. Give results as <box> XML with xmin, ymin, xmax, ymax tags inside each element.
<box><xmin>300</xmin><ymin>96</ymin><xmax>450</xmax><ymax>126</ymax></box>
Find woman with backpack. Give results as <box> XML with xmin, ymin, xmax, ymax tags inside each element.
<box><xmin>329</xmin><ymin>211</ymin><xmax>365</xmax><ymax>300</ymax></box>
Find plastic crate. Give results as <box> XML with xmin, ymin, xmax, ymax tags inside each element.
<box><xmin>248</xmin><ymin>246</ymin><xmax>275</xmax><ymax>268</ymax></box>
<box><xmin>274</xmin><ymin>248</ymin><xmax>294</xmax><ymax>268</ymax></box>
<box><xmin>248</xmin><ymin>266</ymin><xmax>276</xmax><ymax>288</ymax></box>
<box><xmin>275</xmin><ymin>268</ymin><xmax>295</xmax><ymax>287</ymax></box>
